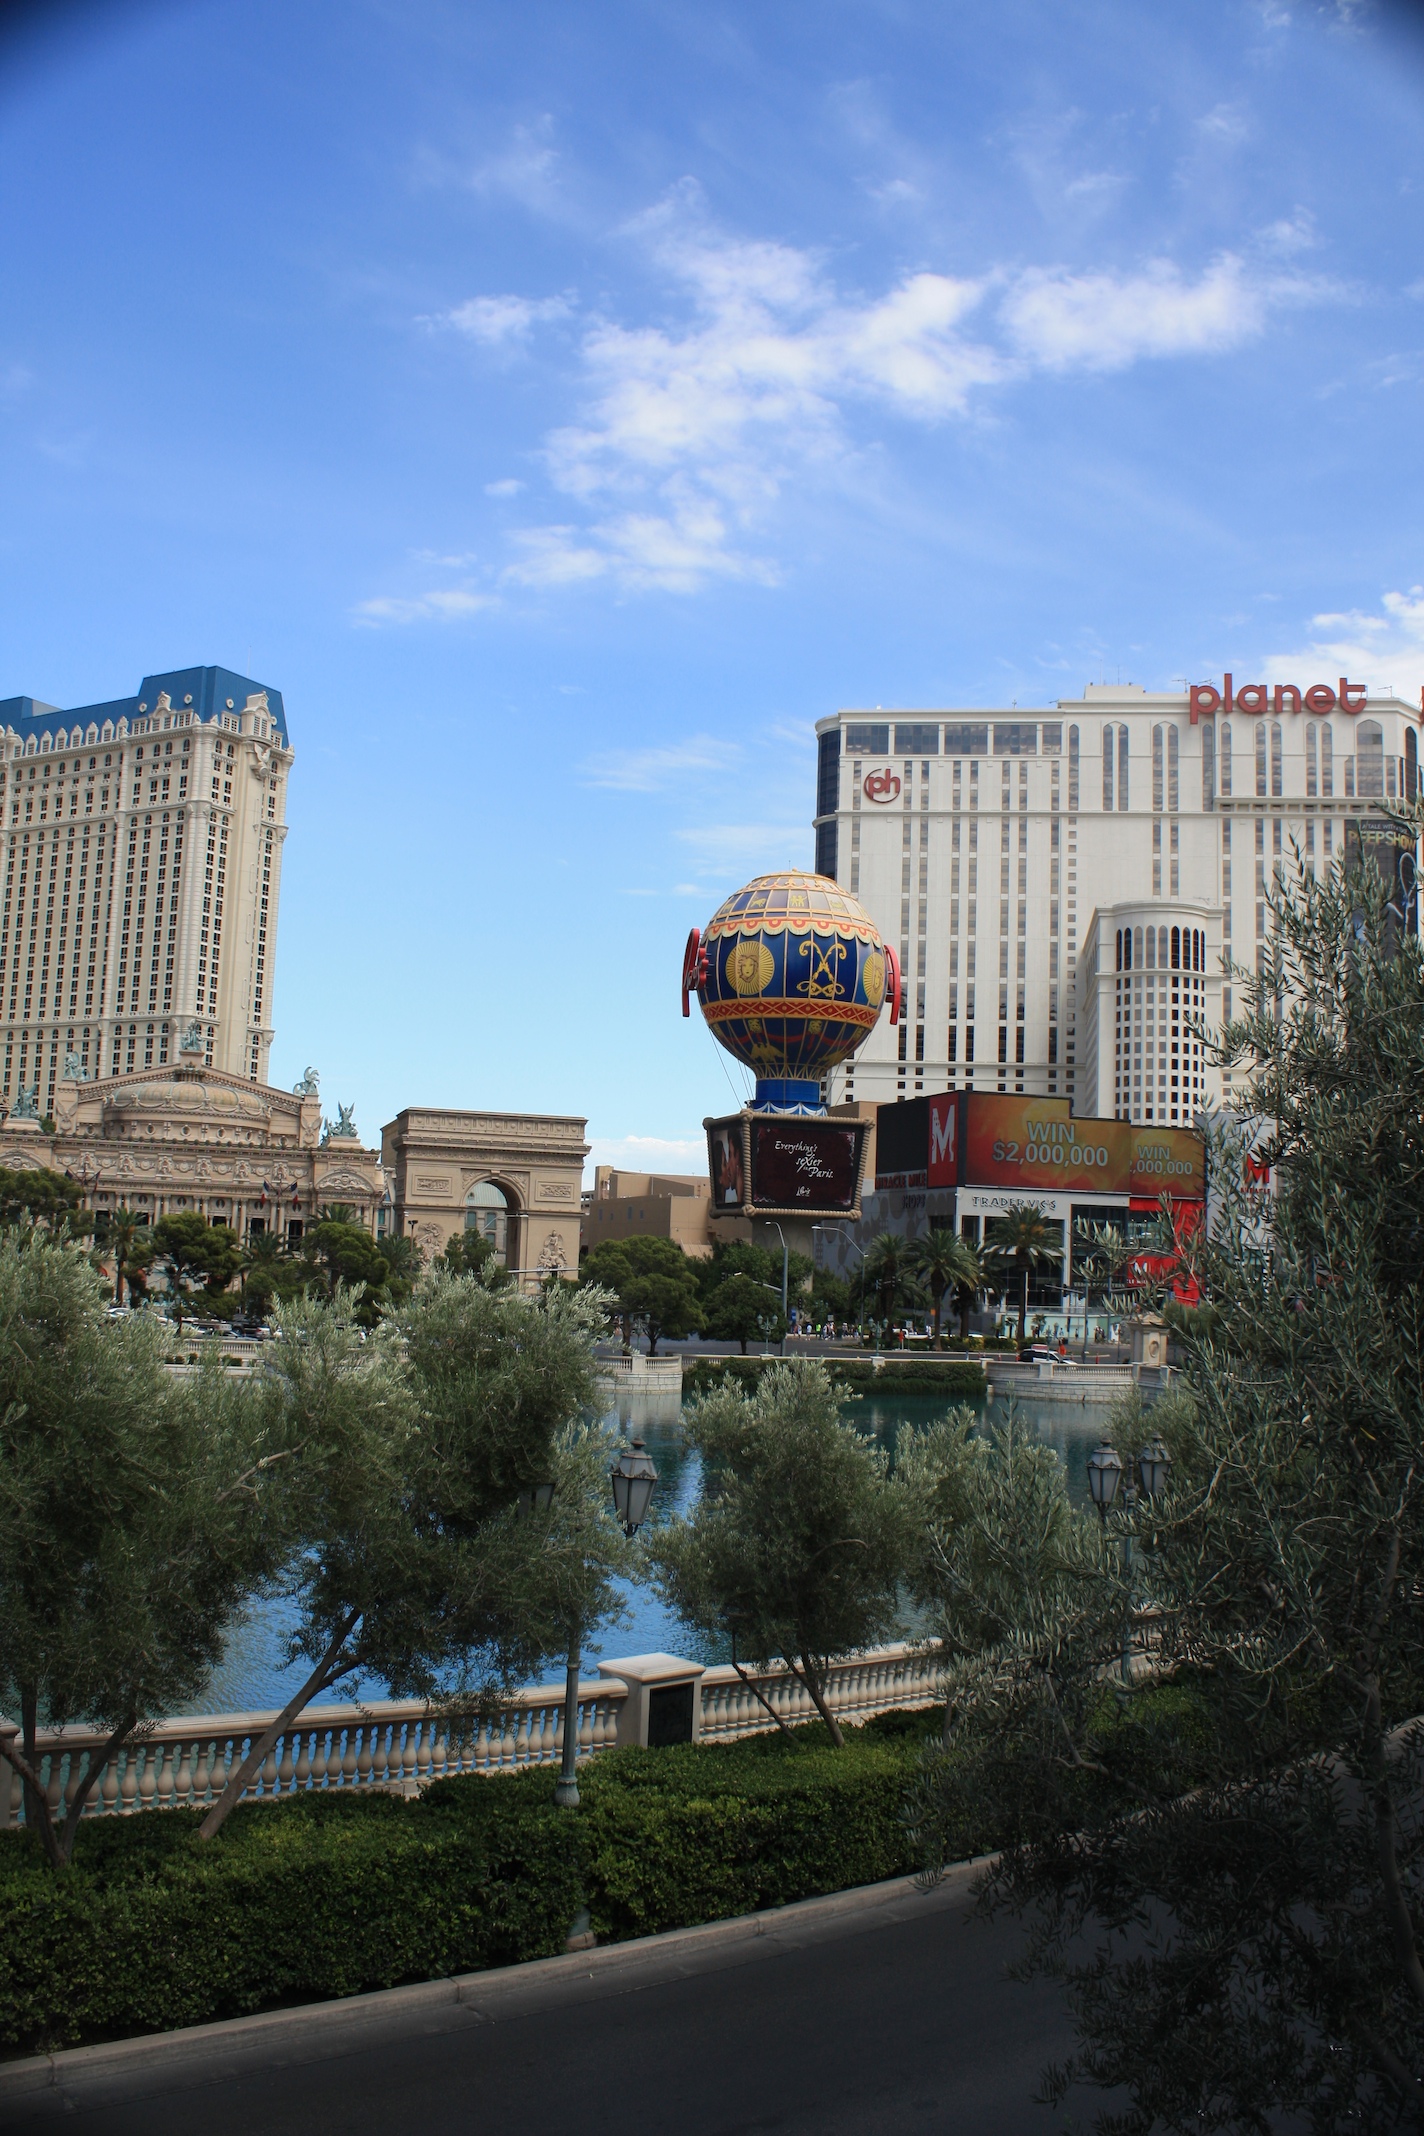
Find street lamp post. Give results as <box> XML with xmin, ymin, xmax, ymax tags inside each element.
<box><xmin>813</xmin><ymin>1226</ymin><xmax>866</xmax><ymax>1342</ymax></box>
<box><xmin>1086</xmin><ymin>1438</ymin><xmax>1172</xmax><ymax>1681</ymax></box>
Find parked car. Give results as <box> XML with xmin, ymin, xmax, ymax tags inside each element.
<box><xmin>1017</xmin><ymin>1343</ymin><xmax>1078</xmax><ymax>1365</ymax></box>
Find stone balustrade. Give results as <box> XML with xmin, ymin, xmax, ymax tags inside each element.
<box><xmin>0</xmin><ymin>1641</ymin><xmax>940</xmax><ymax>1830</ymax></box>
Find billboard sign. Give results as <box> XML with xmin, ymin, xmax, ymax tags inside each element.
<box><xmin>706</xmin><ymin>1112</ymin><xmax>869</xmax><ymax>1218</ymax></box>
<box><xmin>877</xmin><ymin>1093</ymin><xmax>1203</xmax><ymax>1199</ymax></box>
<box><xmin>750</xmin><ymin>1116</ymin><xmax>862</xmax><ymax>1211</ymax></box>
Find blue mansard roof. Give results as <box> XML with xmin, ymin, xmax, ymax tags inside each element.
<box><xmin>0</xmin><ymin>666</ymin><xmax>288</xmax><ymax>748</ymax></box>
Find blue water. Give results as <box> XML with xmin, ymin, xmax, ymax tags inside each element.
<box><xmin>196</xmin><ymin>1387</ymin><xmax>1119</xmax><ymax>1715</ymax></box>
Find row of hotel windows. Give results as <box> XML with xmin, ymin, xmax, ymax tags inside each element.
<box><xmin>1114</xmin><ymin>970</ymin><xmax>1206</xmax><ymax>1126</ymax></box>
<box><xmin>1116</xmin><ymin>925</ymin><xmax>1206</xmax><ymax>973</ymax></box>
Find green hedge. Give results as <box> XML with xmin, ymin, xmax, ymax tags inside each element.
<box><xmin>0</xmin><ymin>1711</ymin><xmax>943</xmax><ymax>2058</ymax></box>
<box><xmin>683</xmin><ymin>1356</ymin><xmax>986</xmax><ymax>1399</ymax></box>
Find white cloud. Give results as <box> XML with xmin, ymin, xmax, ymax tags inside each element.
<box><xmin>438</xmin><ymin>293</ymin><xmax>569</xmax><ymax>345</ymax></box>
<box><xmin>1000</xmin><ymin>254</ymin><xmax>1320</xmax><ymax>372</ymax></box>
<box><xmin>582</xmin><ymin>734</ymin><xmax>740</xmax><ymax>791</ymax></box>
<box><xmin>1262</xmin><ymin>588</ymin><xmax>1424</xmax><ymax>692</ymax></box>
<box><xmin>411</xmin><ymin>187</ymin><xmax>1343</xmax><ymax>598</ymax></box>
<box><xmin>484</xmin><ymin>477</ymin><xmax>525</xmax><ymax>496</ymax></box>
<box><xmin>1258</xmin><ymin>210</ymin><xmax>1316</xmax><ymax>256</ymax></box>
<box><xmin>466</xmin><ymin>119</ymin><xmax>562</xmax><ymax>213</ymax></box>
<box><xmin>352</xmin><ymin>586</ymin><xmax>498</xmax><ymax>625</ymax></box>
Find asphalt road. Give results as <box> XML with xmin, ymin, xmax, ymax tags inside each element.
<box><xmin>3</xmin><ymin>1871</ymin><xmax>1094</xmax><ymax>2135</ymax></box>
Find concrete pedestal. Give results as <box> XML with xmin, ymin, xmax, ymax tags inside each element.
<box><xmin>598</xmin><ymin>1652</ymin><xmax>707</xmax><ymax>1749</ymax></box>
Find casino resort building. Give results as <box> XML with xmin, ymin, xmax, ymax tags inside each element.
<box><xmin>813</xmin><ymin>681</ymin><xmax>1420</xmax><ymax>1125</ymax></box>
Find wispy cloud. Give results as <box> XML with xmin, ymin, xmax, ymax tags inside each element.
<box><xmin>1263</xmin><ymin>588</ymin><xmax>1424</xmax><ymax>690</ymax></box>
<box><xmin>402</xmin><ymin>185</ymin><xmax>1344</xmax><ymax>603</ymax></box>
<box><xmin>1001</xmin><ymin>253</ymin><xmax>1327</xmax><ymax>372</ymax></box>
<box><xmin>582</xmin><ymin>734</ymin><xmax>740</xmax><ymax>791</ymax></box>
<box><xmin>437</xmin><ymin>293</ymin><xmax>571</xmax><ymax>345</ymax></box>
<box><xmin>353</xmin><ymin>586</ymin><xmax>498</xmax><ymax>624</ymax></box>
<box><xmin>583</xmin><ymin>1133</ymin><xmax>709</xmax><ymax>1185</ymax></box>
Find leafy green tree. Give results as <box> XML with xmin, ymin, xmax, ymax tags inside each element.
<box><xmin>0</xmin><ymin>1234</ymin><xmax>288</xmax><ymax>1867</ymax></box>
<box><xmin>947</xmin><ymin>1237</ymin><xmax>984</xmax><ymax>1340</ymax></box>
<box><xmin>984</xmin><ymin>1203</ymin><xmax>1060</xmax><ymax>1344</ymax></box>
<box><xmin>240</xmin><ymin>1226</ymin><xmax>286</xmax><ymax>1315</ymax></box>
<box><xmin>152</xmin><ymin>1212</ymin><xmax>245</xmax><ymax>1327</ymax></box>
<box><xmin>0</xmin><ymin>1165</ymin><xmax>83</xmax><ymax>1231</ymax></box>
<box><xmin>650</xmin><ymin>1361</ymin><xmax>907</xmax><ymax>1745</ymax></box>
<box><xmin>198</xmin><ymin>1270</ymin><xmax>611</xmax><ymax>1839</ymax></box>
<box><xmin>580</xmin><ymin>1236</ymin><xmax>703</xmax><ymax>1353</ymax></box>
<box><xmin>436</xmin><ymin>1228</ymin><xmax>509</xmax><ymax>1286</ymax></box>
<box><xmin>809</xmin><ymin>1265</ymin><xmax>855</xmax><ymax>1324</ymax></box>
<box><xmin>703</xmin><ymin>1270</ymin><xmax>786</xmax><ymax>1353</ymax></box>
<box><xmin>912</xmin><ymin>819</ymin><xmax>1424</xmax><ymax>2131</ymax></box>
<box><xmin>696</xmin><ymin>1237</ymin><xmax>812</xmax><ymax>1305</ymax></box>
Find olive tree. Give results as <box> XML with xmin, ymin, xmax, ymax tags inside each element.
<box><xmin>649</xmin><ymin>1360</ymin><xmax>906</xmax><ymax>1745</ymax></box>
<box><xmin>199</xmin><ymin>1269</ymin><xmax>613</xmax><ymax>1838</ymax></box>
<box><xmin>0</xmin><ymin>1233</ymin><xmax>288</xmax><ymax>1867</ymax></box>
<box><xmin>911</xmin><ymin>815</ymin><xmax>1424</xmax><ymax>2132</ymax></box>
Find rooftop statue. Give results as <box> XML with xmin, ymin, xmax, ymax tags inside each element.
<box><xmin>62</xmin><ymin>1051</ymin><xmax>89</xmax><ymax>1082</ymax></box>
<box><xmin>179</xmin><ymin>1019</ymin><xmax>204</xmax><ymax>1056</ymax></box>
<box><xmin>11</xmin><ymin>1084</ymin><xmax>39</xmax><ymax>1119</ymax></box>
<box><xmin>293</xmin><ymin>1066</ymin><xmax>320</xmax><ymax>1098</ymax></box>
<box><xmin>321</xmin><ymin>1102</ymin><xmax>360</xmax><ymax>1145</ymax></box>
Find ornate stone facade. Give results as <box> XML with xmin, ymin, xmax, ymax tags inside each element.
<box><xmin>3</xmin><ymin>1044</ymin><xmax>383</xmax><ymax>1236</ymax></box>
<box><xmin>381</xmin><ymin>1108</ymin><xmax>587</xmax><ymax>1286</ymax></box>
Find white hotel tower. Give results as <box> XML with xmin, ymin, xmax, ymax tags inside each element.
<box><xmin>0</xmin><ymin>666</ymin><xmax>291</xmax><ymax>1115</ymax></box>
<box><xmin>813</xmin><ymin>683</ymin><xmax>1420</xmax><ymax>1124</ymax></box>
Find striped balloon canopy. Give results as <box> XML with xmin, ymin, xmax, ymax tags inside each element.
<box><xmin>682</xmin><ymin>870</ymin><xmax>899</xmax><ymax>1104</ymax></box>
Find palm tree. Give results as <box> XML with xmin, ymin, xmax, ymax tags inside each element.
<box><xmin>1071</xmin><ymin>1219</ymin><xmax>1135</xmax><ymax>1339</ymax></box>
<box><xmin>912</xmin><ymin>1228</ymin><xmax>972</xmax><ymax>1350</ymax></box>
<box><xmin>862</xmin><ymin>1231</ymin><xmax>916</xmax><ymax>1333</ymax></box>
<box><xmin>985</xmin><ymin>1203</ymin><xmax>1060</xmax><ymax>1345</ymax></box>
<box><xmin>949</xmin><ymin>1238</ymin><xmax>985</xmax><ymax>1342</ymax></box>
<box><xmin>106</xmin><ymin>1207</ymin><xmax>149</xmax><ymax>1307</ymax></box>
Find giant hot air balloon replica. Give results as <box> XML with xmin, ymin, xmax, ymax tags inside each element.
<box><xmin>683</xmin><ymin>869</ymin><xmax>899</xmax><ymax>1232</ymax></box>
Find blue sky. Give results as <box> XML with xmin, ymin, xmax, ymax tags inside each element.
<box><xmin>2</xmin><ymin>0</ymin><xmax>1423</xmax><ymax>1175</ymax></box>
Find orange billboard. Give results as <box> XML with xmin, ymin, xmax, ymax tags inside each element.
<box><xmin>962</xmin><ymin>1095</ymin><xmax>1203</xmax><ymax>1199</ymax></box>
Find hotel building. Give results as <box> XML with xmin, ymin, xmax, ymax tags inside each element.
<box><xmin>814</xmin><ymin>683</ymin><xmax>1420</xmax><ymax>1125</ymax></box>
<box><xmin>0</xmin><ymin>665</ymin><xmax>290</xmax><ymax>1114</ymax></box>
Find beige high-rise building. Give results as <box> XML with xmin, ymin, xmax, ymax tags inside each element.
<box><xmin>0</xmin><ymin>666</ymin><xmax>291</xmax><ymax>1113</ymax></box>
<box><xmin>814</xmin><ymin>678</ymin><xmax>1420</xmax><ymax>1127</ymax></box>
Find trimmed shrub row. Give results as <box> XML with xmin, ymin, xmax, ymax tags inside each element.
<box><xmin>683</xmin><ymin>1356</ymin><xmax>987</xmax><ymax>1399</ymax></box>
<box><xmin>0</xmin><ymin>1711</ymin><xmax>943</xmax><ymax>2058</ymax></box>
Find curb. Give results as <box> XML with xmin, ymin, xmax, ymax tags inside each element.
<box><xmin>0</xmin><ymin>1862</ymin><xmax>986</xmax><ymax>2114</ymax></box>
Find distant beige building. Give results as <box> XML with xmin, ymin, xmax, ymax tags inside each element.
<box><xmin>3</xmin><ymin>1027</ymin><xmax>382</xmax><ymax>1237</ymax></box>
<box><xmin>382</xmin><ymin>1108</ymin><xmax>588</xmax><ymax>1285</ymax></box>
<box><xmin>582</xmin><ymin>1167</ymin><xmax>751</xmax><ymax>1260</ymax></box>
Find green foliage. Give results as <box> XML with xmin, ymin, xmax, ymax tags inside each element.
<box><xmin>0</xmin><ymin>1782</ymin><xmax>585</xmax><ymax>2054</ymax></box>
<box><xmin>578</xmin><ymin>1236</ymin><xmax>703</xmax><ymax>1353</ymax></box>
<box><xmin>808</xmin><ymin>1265</ymin><xmax>854</xmax><ymax>1320</ymax></box>
<box><xmin>151</xmin><ymin>1213</ymin><xmax>244</xmax><ymax>1325</ymax></box>
<box><xmin>910</xmin><ymin>816</ymin><xmax>1424</xmax><ymax>2133</ymax></box>
<box><xmin>198</xmin><ymin>1273</ymin><xmax>613</xmax><ymax>1838</ymax></box>
<box><xmin>694</xmin><ymin>1238</ymin><xmax>813</xmax><ymax>1304</ymax></box>
<box><xmin>861</xmin><ymin>1231</ymin><xmax>922</xmax><ymax>1326</ymax></box>
<box><xmin>0</xmin><ymin>1233</ymin><xmax>288</xmax><ymax>1867</ymax></box>
<box><xmin>0</xmin><ymin>1165</ymin><xmax>83</xmax><ymax>1232</ymax></box>
<box><xmin>702</xmin><ymin>1270</ymin><xmax>785</xmax><ymax>1353</ymax></box>
<box><xmin>436</xmin><ymin>1229</ymin><xmax>508</xmax><ymax>1286</ymax></box>
<box><xmin>649</xmin><ymin>1362</ymin><xmax>908</xmax><ymax>1745</ymax></box>
<box><xmin>983</xmin><ymin>1203</ymin><xmax>1061</xmax><ymax>1343</ymax></box>
<box><xmin>681</xmin><ymin>1354</ymin><xmax>986</xmax><ymax>1398</ymax></box>
<box><xmin>0</xmin><ymin>1712</ymin><xmax>944</xmax><ymax>2055</ymax></box>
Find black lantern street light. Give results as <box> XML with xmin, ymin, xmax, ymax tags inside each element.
<box><xmin>610</xmin><ymin>1438</ymin><xmax>659</xmax><ymax>1538</ymax></box>
<box><xmin>514</xmin><ymin>1480</ymin><xmax>555</xmax><ymax>1518</ymax></box>
<box><xmin>1086</xmin><ymin>1442</ymin><xmax>1124</xmax><ymax>1524</ymax></box>
<box><xmin>1138</xmin><ymin>1437</ymin><xmax>1172</xmax><ymax>1500</ymax></box>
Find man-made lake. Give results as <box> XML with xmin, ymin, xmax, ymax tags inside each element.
<box><xmin>197</xmin><ymin>1386</ymin><xmax>1123</xmax><ymax>1715</ymax></box>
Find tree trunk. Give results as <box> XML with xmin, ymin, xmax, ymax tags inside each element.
<box><xmin>791</xmin><ymin>1652</ymin><xmax>845</xmax><ymax>1749</ymax></box>
<box><xmin>932</xmin><ymin>1296</ymin><xmax>943</xmax><ymax>1350</ymax></box>
<box><xmin>1017</xmin><ymin>1262</ymin><xmax>1029</xmax><ymax>1344</ymax></box>
<box><xmin>197</xmin><ymin>1614</ymin><xmax>357</xmax><ymax>1840</ymax></box>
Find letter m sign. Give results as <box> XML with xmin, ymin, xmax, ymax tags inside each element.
<box><xmin>928</xmin><ymin>1093</ymin><xmax>961</xmax><ymax>1188</ymax></box>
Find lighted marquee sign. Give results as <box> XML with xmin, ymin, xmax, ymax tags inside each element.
<box><xmin>877</xmin><ymin>1093</ymin><xmax>1204</xmax><ymax>1200</ymax></box>
<box><xmin>1188</xmin><ymin>673</ymin><xmax>1370</xmax><ymax>726</ymax></box>
<box><xmin>706</xmin><ymin>1112</ymin><xmax>870</xmax><ymax>1219</ymax></box>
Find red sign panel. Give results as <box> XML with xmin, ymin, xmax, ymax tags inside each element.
<box><xmin>1188</xmin><ymin>673</ymin><xmax>1368</xmax><ymax>725</ymax></box>
<box><xmin>927</xmin><ymin>1091</ymin><xmax>962</xmax><ymax>1187</ymax></box>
